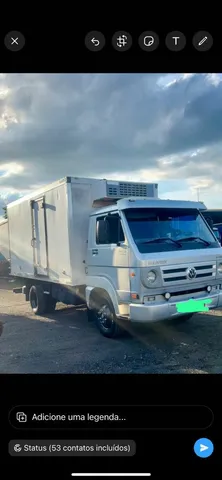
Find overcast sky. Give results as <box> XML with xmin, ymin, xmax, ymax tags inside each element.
<box><xmin>0</xmin><ymin>72</ymin><xmax>222</xmax><ymax>217</ymax></box>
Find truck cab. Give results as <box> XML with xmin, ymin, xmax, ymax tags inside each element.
<box><xmin>86</xmin><ymin>197</ymin><xmax>222</xmax><ymax>337</ymax></box>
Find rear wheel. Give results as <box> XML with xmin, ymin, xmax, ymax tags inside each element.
<box><xmin>29</xmin><ymin>285</ymin><xmax>46</xmax><ymax>315</ymax></box>
<box><xmin>89</xmin><ymin>294</ymin><xmax>123</xmax><ymax>338</ymax></box>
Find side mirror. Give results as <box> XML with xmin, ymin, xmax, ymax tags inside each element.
<box><xmin>206</xmin><ymin>217</ymin><xmax>214</xmax><ymax>229</ymax></box>
<box><xmin>213</xmin><ymin>228</ymin><xmax>221</xmax><ymax>242</ymax></box>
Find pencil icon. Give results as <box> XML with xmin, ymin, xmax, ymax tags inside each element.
<box><xmin>198</xmin><ymin>36</ymin><xmax>207</xmax><ymax>46</ymax></box>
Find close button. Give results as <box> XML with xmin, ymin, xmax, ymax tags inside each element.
<box><xmin>4</xmin><ymin>31</ymin><xmax>25</xmax><ymax>51</ymax></box>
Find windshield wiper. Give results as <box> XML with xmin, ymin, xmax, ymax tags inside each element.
<box><xmin>138</xmin><ymin>237</ymin><xmax>182</xmax><ymax>247</ymax></box>
<box><xmin>178</xmin><ymin>236</ymin><xmax>211</xmax><ymax>246</ymax></box>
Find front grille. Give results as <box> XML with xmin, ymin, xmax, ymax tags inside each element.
<box><xmin>164</xmin><ymin>276</ymin><xmax>187</xmax><ymax>282</ymax></box>
<box><xmin>196</xmin><ymin>273</ymin><xmax>212</xmax><ymax>278</ymax></box>
<box><xmin>162</xmin><ymin>263</ymin><xmax>216</xmax><ymax>284</ymax></box>
<box><xmin>169</xmin><ymin>287</ymin><xmax>208</xmax><ymax>297</ymax></box>
<box><xmin>195</xmin><ymin>265</ymin><xmax>212</xmax><ymax>270</ymax></box>
<box><xmin>164</xmin><ymin>265</ymin><xmax>213</xmax><ymax>274</ymax></box>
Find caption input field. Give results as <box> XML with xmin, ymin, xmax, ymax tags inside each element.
<box><xmin>9</xmin><ymin>405</ymin><xmax>213</xmax><ymax>430</ymax></box>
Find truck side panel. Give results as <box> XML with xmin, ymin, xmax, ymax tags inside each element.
<box><xmin>45</xmin><ymin>183</ymin><xmax>72</xmax><ymax>284</ymax></box>
<box><xmin>69</xmin><ymin>182</ymin><xmax>92</xmax><ymax>285</ymax></box>
<box><xmin>0</xmin><ymin>220</ymin><xmax>9</xmax><ymax>260</ymax></box>
<box><xmin>8</xmin><ymin>182</ymin><xmax>72</xmax><ymax>284</ymax></box>
<box><xmin>9</xmin><ymin>199</ymin><xmax>34</xmax><ymax>277</ymax></box>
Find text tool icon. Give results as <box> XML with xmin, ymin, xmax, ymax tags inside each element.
<box><xmin>4</xmin><ymin>31</ymin><xmax>25</xmax><ymax>52</ymax></box>
<box><xmin>16</xmin><ymin>412</ymin><xmax>27</xmax><ymax>423</ymax></box>
<box><xmin>165</xmin><ymin>31</ymin><xmax>186</xmax><ymax>51</ymax></box>
<box><xmin>112</xmin><ymin>31</ymin><xmax>132</xmax><ymax>51</ymax></box>
<box><xmin>194</xmin><ymin>438</ymin><xmax>214</xmax><ymax>458</ymax></box>
<box><xmin>85</xmin><ymin>31</ymin><xmax>105</xmax><ymax>52</ymax></box>
<box><xmin>139</xmin><ymin>31</ymin><xmax>159</xmax><ymax>51</ymax></box>
<box><xmin>193</xmin><ymin>31</ymin><xmax>213</xmax><ymax>51</ymax></box>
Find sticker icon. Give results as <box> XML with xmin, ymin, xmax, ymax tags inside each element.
<box><xmin>138</xmin><ymin>31</ymin><xmax>159</xmax><ymax>51</ymax></box>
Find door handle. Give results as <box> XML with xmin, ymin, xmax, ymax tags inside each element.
<box><xmin>92</xmin><ymin>249</ymin><xmax>98</xmax><ymax>255</ymax></box>
<box><xmin>31</xmin><ymin>238</ymin><xmax>36</xmax><ymax>247</ymax></box>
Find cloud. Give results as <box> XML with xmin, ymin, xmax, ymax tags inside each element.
<box><xmin>1</xmin><ymin>73</ymin><xmax>222</xmax><ymax>214</ymax></box>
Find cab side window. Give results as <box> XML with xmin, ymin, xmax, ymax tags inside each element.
<box><xmin>96</xmin><ymin>214</ymin><xmax>125</xmax><ymax>245</ymax></box>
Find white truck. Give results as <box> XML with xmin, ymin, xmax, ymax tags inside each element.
<box><xmin>3</xmin><ymin>176</ymin><xmax>222</xmax><ymax>338</ymax></box>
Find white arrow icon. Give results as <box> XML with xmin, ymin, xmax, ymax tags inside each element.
<box><xmin>91</xmin><ymin>37</ymin><xmax>100</xmax><ymax>47</ymax></box>
<box><xmin>200</xmin><ymin>444</ymin><xmax>208</xmax><ymax>452</ymax></box>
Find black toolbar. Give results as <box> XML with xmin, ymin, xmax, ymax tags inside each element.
<box><xmin>3</xmin><ymin>30</ymin><xmax>214</xmax><ymax>53</ymax></box>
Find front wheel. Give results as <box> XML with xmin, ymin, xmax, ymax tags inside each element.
<box><xmin>90</xmin><ymin>295</ymin><xmax>123</xmax><ymax>338</ymax></box>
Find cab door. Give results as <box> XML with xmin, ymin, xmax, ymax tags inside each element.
<box><xmin>87</xmin><ymin>212</ymin><xmax>130</xmax><ymax>298</ymax></box>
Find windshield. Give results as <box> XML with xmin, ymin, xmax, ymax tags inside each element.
<box><xmin>124</xmin><ymin>208</ymin><xmax>219</xmax><ymax>253</ymax></box>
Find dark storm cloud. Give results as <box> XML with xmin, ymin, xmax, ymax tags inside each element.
<box><xmin>0</xmin><ymin>73</ymin><xmax>222</xmax><ymax>206</ymax></box>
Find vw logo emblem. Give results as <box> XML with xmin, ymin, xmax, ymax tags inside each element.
<box><xmin>187</xmin><ymin>267</ymin><xmax>197</xmax><ymax>279</ymax></box>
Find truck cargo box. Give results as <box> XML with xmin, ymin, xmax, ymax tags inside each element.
<box><xmin>7</xmin><ymin>177</ymin><xmax>158</xmax><ymax>287</ymax></box>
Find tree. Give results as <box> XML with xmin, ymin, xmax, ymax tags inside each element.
<box><xmin>2</xmin><ymin>206</ymin><xmax>7</xmax><ymax>219</ymax></box>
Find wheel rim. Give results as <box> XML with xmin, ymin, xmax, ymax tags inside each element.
<box><xmin>97</xmin><ymin>304</ymin><xmax>114</xmax><ymax>331</ymax></box>
<box><xmin>30</xmin><ymin>291</ymin><xmax>37</xmax><ymax>309</ymax></box>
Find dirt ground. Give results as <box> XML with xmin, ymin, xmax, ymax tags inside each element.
<box><xmin>1</xmin><ymin>278</ymin><xmax>222</xmax><ymax>374</ymax></box>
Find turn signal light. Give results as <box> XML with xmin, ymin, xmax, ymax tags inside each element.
<box><xmin>131</xmin><ymin>293</ymin><xmax>139</xmax><ymax>299</ymax></box>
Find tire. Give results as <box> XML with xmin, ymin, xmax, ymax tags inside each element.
<box><xmin>29</xmin><ymin>285</ymin><xmax>47</xmax><ymax>315</ymax></box>
<box><xmin>90</xmin><ymin>294</ymin><xmax>123</xmax><ymax>338</ymax></box>
<box><xmin>45</xmin><ymin>296</ymin><xmax>57</xmax><ymax>313</ymax></box>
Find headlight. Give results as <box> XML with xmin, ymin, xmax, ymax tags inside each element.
<box><xmin>218</xmin><ymin>263</ymin><xmax>222</xmax><ymax>274</ymax></box>
<box><xmin>147</xmin><ymin>270</ymin><xmax>157</xmax><ymax>283</ymax></box>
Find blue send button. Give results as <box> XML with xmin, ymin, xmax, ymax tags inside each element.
<box><xmin>194</xmin><ymin>438</ymin><xmax>214</xmax><ymax>458</ymax></box>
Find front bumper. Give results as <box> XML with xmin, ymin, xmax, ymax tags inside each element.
<box><xmin>129</xmin><ymin>291</ymin><xmax>222</xmax><ymax>323</ymax></box>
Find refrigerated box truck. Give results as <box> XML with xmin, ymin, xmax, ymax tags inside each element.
<box><xmin>5</xmin><ymin>176</ymin><xmax>222</xmax><ymax>338</ymax></box>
